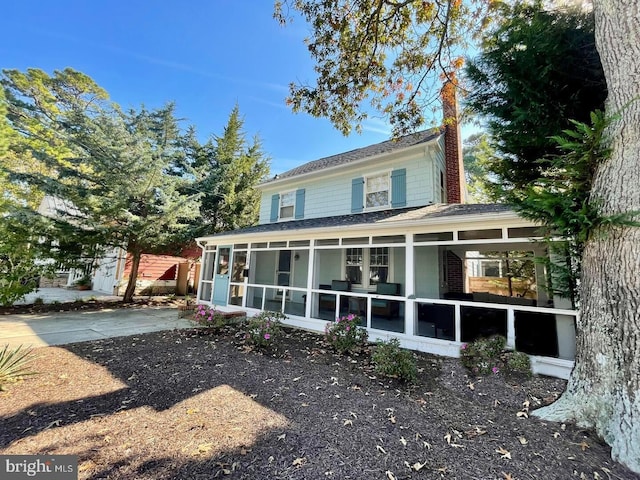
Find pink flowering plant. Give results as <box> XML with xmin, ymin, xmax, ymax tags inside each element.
<box><xmin>324</xmin><ymin>314</ymin><xmax>368</xmax><ymax>354</ymax></box>
<box><xmin>245</xmin><ymin>311</ymin><xmax>285</xmax><ymax>349</ymax></box>
<box><xmin>460</xmin><ymin>335</ymin><xmax>531</xmax><ymax>376</ymax></box>
<box><xmin>193</xmin><ymin>304</ymin><xmax>227</xmax><ymax>330</ymax></box>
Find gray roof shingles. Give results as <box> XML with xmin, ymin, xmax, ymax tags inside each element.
<box><xmin>205</xmin><ymin>203</ymin><xmax>513</xmax><ymax>239</ymax></box>
<box><xmin>263</xmin><ymin>128</ymin><xmax>443</xmax><ymax>183</ymax></box>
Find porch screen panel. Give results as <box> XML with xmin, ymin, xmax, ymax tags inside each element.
<box><xmin>229</xmin><ymin>251</ymin><xmax>247</xmax><ymax>306</ymax></box>
<box><xmin>416</xmin><ymin>303</ymin><xmax>454</xmax><ymax>340</ymax></box>
<box><xmin>198</xmin><ymin>250</ymin><xmax>216</xmax><ymax>303</ymax></box>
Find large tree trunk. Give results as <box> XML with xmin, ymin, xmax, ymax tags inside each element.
<box><xmin>122</xmin><ymin>249</ymin><xmax>142</xmax><ymax>303</ymax></box>
<box><xmin>533</xmin><ymin>0</ymin><xmax>640</xmax><ymax>472</ymax></box>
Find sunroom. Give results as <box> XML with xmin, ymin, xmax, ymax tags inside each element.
<box><xmin>196</xmin><ymin>204</ymin><xmax>577</xmax><ymax>379</ymax></box>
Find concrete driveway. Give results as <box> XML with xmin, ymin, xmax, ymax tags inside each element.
<box><xmin>0</xmin><ymin>306</ymin><xmax>195</xmax><ymax>349</ymax></box>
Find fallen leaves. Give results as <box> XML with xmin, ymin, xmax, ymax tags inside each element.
<box><xmin>192</xmin><ymin>442</ymin><xmax>212</xmax><ymax>456</ymax></box>
<box><xmin>412</xmin><ymin>461</ymin><xmax>427</xmax><ymax>471</ymax></box>
<box><xmin>516</xmin><ymin>400</ymin><xmax>531</xmax><ymax>419</ymax></box>
<box><xmin>444</xmin><ymin>431</ymin><xmax>464</xmax><ymax>448</ymax></box>
<box><xmin>496</xmin><ymin>446</ymin><xmax>512</xmax><ymax>460</ymax></box>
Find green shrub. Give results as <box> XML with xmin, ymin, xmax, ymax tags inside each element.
<box><xmin>245</xmin><ymin>311</ymin><xmax>285</xmax><ymax>349</ymax></box>
<box><xmin>33</xmin><ymin>297</ymin><xmax>44</xmax><ymax>305</ymax></box>
<box><xmin>505</xmin><ymin>350</ymin><xmax>532</xmax><ymax>376</ymax></box>
<box><xmin>193</xmin><ymin>304</ymin><xmax>227</xmax><ymax>329</ymax></box>
<box><xmin>372</xmin><ymin>338</ymin><xmax>417</xmax><ymax>383</ymax></box>
<box><xmin>0</xmin><ymin>344</ymin><xmax>36</xmax><ymax>390</ymax></box>
<box><xmin>460</xmin><ymin>335</ymin><xmax>531</xmax><ymax>376</ymax></box>
<box><xmin>324</xmin><ymin>314</ymin><xmax>368</xmax><ymax>354</ymax></box>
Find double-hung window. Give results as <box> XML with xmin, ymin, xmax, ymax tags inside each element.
<box><xmin>345</xmin><ymin>247</ymin><xmax>389</xmax><ymax>287</ymax></box>
<box><xmin>279</xmin><ymin>191</ymin><xmax>295</xmax><ymax>220</ymax></box>
<box><xmin>368</xmin><ymin>247</ymin><xmax>389</xmax><ymax>285</ymax></box>
<box><xmin>365</xmin><ymin>173</ymin><xmax>390</xmax><ymax>208</ymax></box>
<box><xmin>346</xmin><ymin>249</ymin><xmax>363</xmax><ymax>285</ymax></box>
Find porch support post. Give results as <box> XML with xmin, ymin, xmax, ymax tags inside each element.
<box><xmin>242</xmin><ymin>248</ymin><xmax>250</xmax><ymax>308</ymax></box>
<box><xmin>454</xmin><ymin>303</ymin><xmax>461</xmax><ymax>343</ymax></box>
<box><xmin>404</xmin><ymin>234</ymin><xmax>415</xmax><ymax>336</ymax></box>
<box><xmin>305</xmin><ymin>244</ymin><xmax>315</xmax><ymax>318</ymax></box>
<box><xmin>506</xmin><ymin>307</ymin><xmax>516</xmax><ymax>349</ymax></box>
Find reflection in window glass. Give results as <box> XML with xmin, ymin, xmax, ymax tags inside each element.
<box><xmin>346</xmin><ymin>248</ymin><xmax>363</xmax><ymax>284</ymax></box>
<box><xmin>366</xmin><ymin>174</ymin><xmax>389</xmax><ymax>208</ymax></box>
<box><xmin>217</xmin><ymin>248</ymin><xmax>230</xmax><ymax>275</ymax></box>
<box><xmin>231</xmin><ymin>251</ymin><xmax>247</xmax><ymax>282</ymax></box>
<box><xmin>369</xmin><ymin>247</ymin><xmax>389</xmax><ymax>284</ymax></box>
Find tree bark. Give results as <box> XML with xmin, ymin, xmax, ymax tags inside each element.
<box><xmin>122</xmin><ymin>249</ymin><xmax>142</xmax><ymax>303</ymax></box>
<box><xmin>533</xmin><ymin>0</ymin><xmax>640</xmax><ymax>473</ymax></box>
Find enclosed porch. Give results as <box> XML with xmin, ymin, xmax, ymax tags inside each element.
<box><xmin>196</xmin><ymin>207</ymin><xmax>577</xmax><ymax>379</ymax></box>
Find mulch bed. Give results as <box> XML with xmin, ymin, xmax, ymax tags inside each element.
<box><xmin>2</xmin><ymin>319</ymin><xmax>639</xmax><ymax>480</ymax></box>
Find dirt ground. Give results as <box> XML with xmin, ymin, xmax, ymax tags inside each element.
<box><xmin>1</xmin><ymin>319</ymin><xmax>639</xmax><ymax>480</ymax></box>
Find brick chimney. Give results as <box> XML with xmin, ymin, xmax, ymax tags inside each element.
<box><xmin>441</xmin><ymin>81</ymin><xmax>465</xmax><ymax>203</ymax></box>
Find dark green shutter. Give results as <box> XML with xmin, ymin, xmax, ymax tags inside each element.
<box><xmin>295</xmin><ymin>188</ymin><xmax>305</xmax><ymax>219</ymax></box>
<box><xmin>391</xmin><ymin>168</ymin><xmax>407</xmax><ymax>207</ymax></box>
<box><xmin>270</xmin><ymin>194</ymin><xmax>280</xmax><ymax>222</ymax></box>
<box><xmin>351</xmin><ymin>177</ymin><xmax>364</xmax><ymax>213</ymax></box>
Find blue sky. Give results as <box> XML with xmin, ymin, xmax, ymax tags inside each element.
<box><xmin>1</xmin><ymin>1</ymin><xmax>476</xmax><ymax>175</ymax></box>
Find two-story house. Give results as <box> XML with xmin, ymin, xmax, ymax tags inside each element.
<box><xmin>195</xmin><ymin>121</ymin><xmax>577</xmax><ymax>380</ymax></box>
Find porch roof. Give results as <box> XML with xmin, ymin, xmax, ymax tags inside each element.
<box><xmin>197</xmin><ymin>203</ymin><xmax>517</xmax><ymax>243</ymax></box>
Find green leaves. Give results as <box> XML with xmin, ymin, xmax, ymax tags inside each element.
<box><xmin>465</xmin><ymin>1</ymin><xmax>607</xmax><ymax>189</ymax></box>
<box><xmin>276</xmin><ymin>0</ymin><xmax>486</xmax><ymax>136</ymax></box>
<box><xmin>1</xmin><ymin>68</ymin><xmax>203</xmax><ymax>301</ymax></box>
<box><xmin>0</xmin><ymin>344</ymin><xmax>36</xmax><ymax>390</ymax></box>
<box><xmin>192</xmin><ymin>105</ymin><xmax>270</xmax><ymax>236</ymax></box>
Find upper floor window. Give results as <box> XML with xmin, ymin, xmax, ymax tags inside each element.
<box><xmin>279</xmin><ymin>191</ymin><xmax>295</xmax><ymax>220</ymax></box>
<box><xmin>270</xmin><ymin>189</ymin><xmax>305</xmax><ymax>223</ymax></box>
<box><xmin>366</xmin><ymin>173</ymin><xmax>390</xmax><ymax>208</ymax></box>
